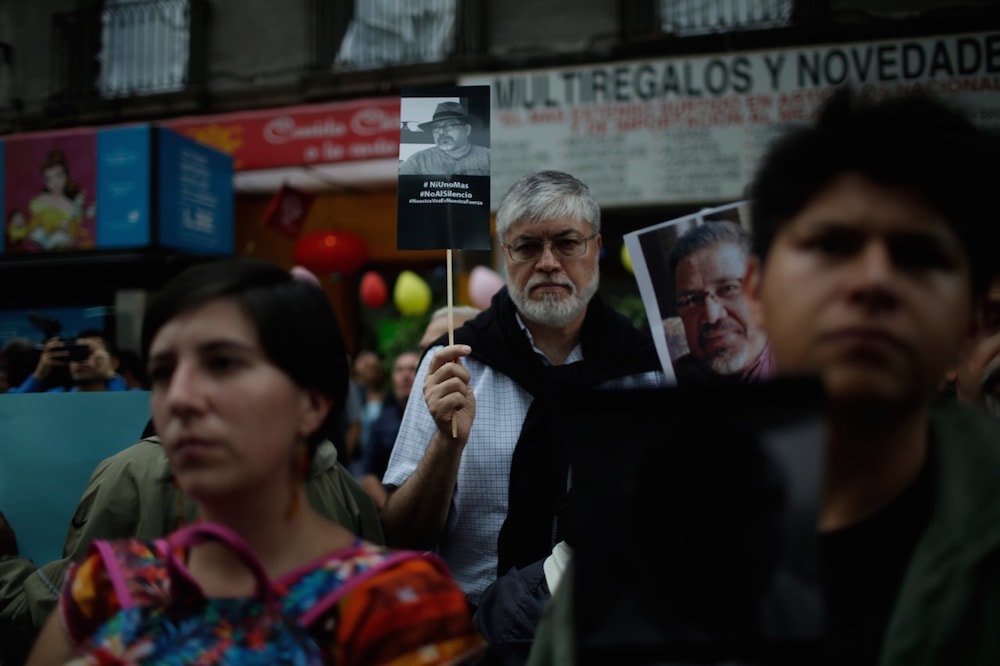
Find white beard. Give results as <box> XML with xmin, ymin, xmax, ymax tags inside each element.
<box><xmin>508</xmin><ymin>272</ymin><xmax>599</xmax><ymax>328</ymax></box>
<box><xmin>707</xmin><ymin>345</ymin><xmax>751</xmax><ymax>375</ymax></box>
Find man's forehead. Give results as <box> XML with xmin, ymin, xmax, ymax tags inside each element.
<box><xmin>783</xmin><ymin>174</ymin><xmax>959</xmax><ymax>237</ymax></box>
<box><xmin>680</xmin><ymin>241</ymin><xmax>746</xmax><ymax>270</ymax></box>
<box><xmin>420</xmin><ymin>319</ymin><xmax>449</xmax><ymax>348</ymax></box>
<box><xmin>693</xmin><ymin>239</ymin><xmax>744</xmax><ymax>257</ymax></box>
<box><xmin>509</xmin><ymin>216</ymin><xmax>589</xmax><ymax>236</ymax></box>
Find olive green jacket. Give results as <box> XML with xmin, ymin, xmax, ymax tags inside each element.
<box><xmin>0</xmin><ymin>437</ymin><xmax>383</xmax><ymax>662</ymax></box>
<box><xmin>527</xmin><ymin>399</ymin><xmax>1000</xmax><ymax>666</ymax></box>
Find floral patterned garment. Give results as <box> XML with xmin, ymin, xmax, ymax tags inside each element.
<box><xmin>60</xmin><ymin>524</ymin><xmax>485</xmax><ymax>665</ymax></box>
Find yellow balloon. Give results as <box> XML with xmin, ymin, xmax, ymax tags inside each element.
<box><xmin>620</xmin><ymin>243</ymin><xmax>633</xmax><ymax>275</ymax></box>
<box><xmin>394</xmin><ymin>270</ymin><xmax>432</xmax><ymax>316</ymax></box>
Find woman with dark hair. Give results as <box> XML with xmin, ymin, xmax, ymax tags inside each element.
<box><xmin>27</xmin><ymin>257</ymin><xmax>483</xmax><ymax>664</ymax></box>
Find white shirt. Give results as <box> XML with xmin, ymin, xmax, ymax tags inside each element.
<box><xmin>383</xmin><ymin>327</ymin><xmax>666</xmax><ymax>605</ymax></box>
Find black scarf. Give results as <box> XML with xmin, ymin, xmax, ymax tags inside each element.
<box><xmin>445</xmin><ymin>286</ymin><xmax>662</xmax><ymax>576</ymax></box>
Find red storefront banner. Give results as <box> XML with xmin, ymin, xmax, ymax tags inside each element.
<box><xmin>161</xmin><ymin>97</ymin><xmax>401</xmax><ymax>171</ymax></box>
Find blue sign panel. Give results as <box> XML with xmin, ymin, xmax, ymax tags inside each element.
<box><xmin>96</xmin><ymin>126</ymin><xmax>153</xmax><ymax>249</ymax></box>
<box><xmin>0</xmin><ymin>305</ymin><xmax>109</xmax><ymax>348</ymax></box>
<box><xmin>0</xmin><ymin>392</ymin><xmax>151</xmax><ymax>564</ymax></box>
<box><xmin>0</xmin><ymin>124</ymin><xmax>233</xmax><ymax>256</ymax></box>
<box><xmin>157</xmin><ymin>128</ymin><xmax>234</xmax><ymax>255</ymax></box>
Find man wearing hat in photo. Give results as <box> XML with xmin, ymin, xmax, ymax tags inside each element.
<box><xmin>400</xmin><ymin>100</ymin><xmax>490</xmax><ymax>176</ymax></box>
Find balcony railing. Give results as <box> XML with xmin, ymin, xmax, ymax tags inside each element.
<box><xmin>51</xmin><ymin>0</ymin><xmax>206</xmax><ymax>102</ymax></box>
<box><xmin>660</xmin><ymin>0</ymin><xmax>793</xmax><ymax>36</ymax></box>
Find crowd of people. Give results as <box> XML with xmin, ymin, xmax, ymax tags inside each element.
<box><xmin>3</xmin><ymin>85</ymin><xmax>1000</xmax><ymax>664</ymax></box>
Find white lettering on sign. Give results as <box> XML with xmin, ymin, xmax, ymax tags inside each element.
<box><xmin>264</xmin><ymin>116</ymin><xmax>348</xmax><ymax>144</ymax></box>
<box><xmin>463</xmin><ymin>31</ymin><xmax>1000</xmax><ymax>208</ymax></box>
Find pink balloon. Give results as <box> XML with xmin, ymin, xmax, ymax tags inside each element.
<box><xmin>468</xmin><ymin>265</ymin><xmax>505</xmax><ymax>309</ymax></box>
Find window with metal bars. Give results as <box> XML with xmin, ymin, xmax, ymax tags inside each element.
<box><xmin>97</xmin><ymin>0</ymin><xmax>191</xmax><ymax>98</ymax></box>
<box><xmin>333</xmin><ymin>0</ymin><xmax>458</xmax><ymax>69</ymax></box>
<box><xmin>660</xmin><ymin>0</ymin><xmax>792</xmax><ymax>36</ymax></box>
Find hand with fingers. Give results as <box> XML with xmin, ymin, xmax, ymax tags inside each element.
<box><xmin>424</xmin><ymin>344</ymin><xmax>476</xmax><ymax>445</ymax></box>
<box><xmin>33</xmin><ymin>337</ymin><xmax>70</xmax><ymax>381</ymax></box>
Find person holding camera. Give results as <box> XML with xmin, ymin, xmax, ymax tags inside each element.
<box><xmin>9</xmin><ymin>329</ymin><xmax>131</xmax><ymax>393</ymax></box>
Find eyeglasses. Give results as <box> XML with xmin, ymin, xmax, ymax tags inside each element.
<box><xmin>676</xmin><ymin>279</ymin><xmax>745</xmax><ymax>311</ymax></box>
<box><xmin>431</xmin><ymin>122</ymin><xmax>466</xmax><ymax>133</ymax></box>
<box><xmin>502</xmin><ymin>233</ymin><xmax>598</xmax><ymax>263</ymax></box>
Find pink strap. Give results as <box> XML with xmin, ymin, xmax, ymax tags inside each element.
<box><xmin>93</xmin><ymin>540</ymin><xmax>138</xmax><ymax>610</ymax></box>
<box><xmin>165</xmin><ymin>522</ymin><xmax>276</xmax><ymax>603</ymax></box>
<box><xmin>298</xmin><ymin>550</ymin><xmax>446</xmax><ymax>627</ymax></box>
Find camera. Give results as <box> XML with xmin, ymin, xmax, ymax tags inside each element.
<box><xmin>27</xmin><ymin>313</ymin><xmax>91</xmax><ymax>361</ymax></box>
<box><xmin>58</xmin><ymin>343</ymin><xmax>93</xmax><ymax>362</ymax></box>
<box><xmin>36</xmin><ymin>342</ymin><xmax>93</xmax><ymax>362</ymax></box>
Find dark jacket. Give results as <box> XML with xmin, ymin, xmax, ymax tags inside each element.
<box><xmin>527</xmin><ymin>398</ymin><xmax>1000</xmax><ymax>666</ymax></box>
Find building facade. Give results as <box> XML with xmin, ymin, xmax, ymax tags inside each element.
<box><xmin>0</xmin><ymin>0</ymin><xmax>997</xmax><ymax>352</ymax></box>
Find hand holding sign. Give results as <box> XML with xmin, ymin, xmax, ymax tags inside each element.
<box><xmin>397</xmin><ymin>85</ymin><xmax>492</xmax><ymax>436</ymax></box>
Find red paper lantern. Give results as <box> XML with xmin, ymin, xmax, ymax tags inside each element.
<box><xmin>359</xmin><ymin>270</ymin><xmax>389</xmax><ymax>309</ymax></box>
<box><xmin>293</xmin><ymin>229</ymin><xmax>368</xmax><ymax>277</ymax></box>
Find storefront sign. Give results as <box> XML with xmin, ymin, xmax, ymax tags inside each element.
<box><xmin>163</xmin><ymin>97</ymin><xmax>402</xmax><ymax>171</ymax></box>
<box><xmin>461</xmin><ymin>31</ymin><xmax>1000</xmax><ymax>208</ymax></box>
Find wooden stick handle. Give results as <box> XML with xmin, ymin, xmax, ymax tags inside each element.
<box><xmin>447</xmin><ymin>250</ymin><xmax>457</xmax><ymax>438</ymax></box>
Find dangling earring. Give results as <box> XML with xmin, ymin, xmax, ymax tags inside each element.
<box><xmin>286</xmin><ymin>441</ymin><xmax>309</xmax><ymax>519</ymax></box>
